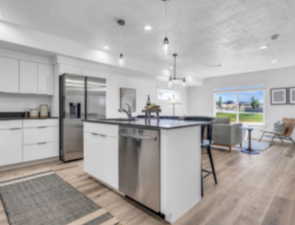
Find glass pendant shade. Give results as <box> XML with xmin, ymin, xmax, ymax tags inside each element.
<box><xmin>163</xmin><ymin>36</ymin><xmax>169</xmax><ymax>55</ymax></box>
<box><xmin>119</xmin><ymin>53</ymin><xmax>124</xmax><ymax>66</ymax></box>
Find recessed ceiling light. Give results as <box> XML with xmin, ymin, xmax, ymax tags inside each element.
<box><xmin>271</xmin><ymin>34</ymin><xmax>280</xmax><ymax>40</ymax></box>
<box><xmin>260</xmin><ymin>45</ymin><xmax>268</xmax><ymax>50</ymax></box>
<box><xmin>271</xmin><ymin>59</ymin><xmax>278</xmax><ymax>64</ymax></box>
<box><xmin>103</xmin><ymin>45</ymin><xmax>110</xmax><ymax>50</ymax></box>
<box><xmin>144</xmin><ymin>25</ymin><xmax>153</xmax><ymax>31</ymax></box>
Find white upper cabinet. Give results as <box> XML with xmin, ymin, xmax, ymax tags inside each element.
<box><xmin>19</xmin><ymin>60</ymin><xmax>54</xmax><ymax>95</ymax></box>
<box><xmin>20</xmin><ymin>60</ymin><xmax>38</xmax><ymax>93</ymax></box>
<box><xmin>38</xmin><ymin>64</ymin><xmax>54</xmax><ymax>95</ymax></box>
<box><xmin>0</xmin><ymin>57</ymin><xmax>19</xmax><ymax>93</ymax></box>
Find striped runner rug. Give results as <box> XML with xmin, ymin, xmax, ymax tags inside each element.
<box><xmin>0</xmin><ymin>171</ymin><xmax>120</xmax><ymax>225</ymax></box>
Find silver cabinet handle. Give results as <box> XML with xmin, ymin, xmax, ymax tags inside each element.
<box><xmin>91</xmin><ymin>132</ymin><xmax>107</xmax><ymax>138</ymax></box>
<box><xmin>120</xmin><ymin>134</ymin><xmax>157</xmax><ymax>141</ymax></box>
<box><xmin>9</xmin><ymin>128</ymin><xmax>21</xmax><ymax>130</ymax></box>
<box><xmin>37</xmin><ymin>142</ymin><xmax>47</xmax><ymax>145</ymax></box>
<box><xmin>37</xmin><ymin>126</ymin><xmax>47</xmax><ymax>129</ymax></box>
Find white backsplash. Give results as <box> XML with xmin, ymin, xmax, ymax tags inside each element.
<box><xmin>0</xmin><ymin>93</ymin><xmax>52</xmax><ymax>112</ymax></box>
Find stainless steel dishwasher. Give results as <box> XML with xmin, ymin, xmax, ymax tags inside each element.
<box><xmin>119</xmin><ymin>126</ymin><xmax>160</xmax><ymax>212</ymax></box>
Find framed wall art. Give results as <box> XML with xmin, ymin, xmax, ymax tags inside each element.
<box><xmin>120</xmin><ymin>87</ymin><xmax>136</xmax><ymax>112</ymax></box>
<box><xmin>271</xmin><ymin>88</ymin><xmax>287</xmax><ymax>105</ymax></box>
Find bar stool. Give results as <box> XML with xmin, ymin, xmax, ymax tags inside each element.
<box><xmin>201</xmin><ymin>123</ymin><xmax>218</xmax><ymax>197</ymax></box>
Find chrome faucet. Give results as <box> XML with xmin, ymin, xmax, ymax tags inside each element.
<box><xmin>118</xmin><ymin>103</ymin><xmax>133</xmax><ymax>119</ymax></box>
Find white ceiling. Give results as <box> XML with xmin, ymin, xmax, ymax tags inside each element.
<box><xmin>0</xmin><ymin>0</ymin><xmax>295</xmax><ymax>80</ymax></box>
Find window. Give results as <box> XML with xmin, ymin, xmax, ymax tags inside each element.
<box><xmin>157</xmin><ymin>89</ymin><xmax>180</xmax><ymax>102</ymax></box>
<box><xmin>214</xmin><ymin>89</ymin><xmax>265</xmax><ymax>124</ymax></box>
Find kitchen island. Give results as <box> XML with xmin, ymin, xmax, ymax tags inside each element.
<box><xmin>83</xmin><ymin>118</ymin><xmax>210</xmax><ymax>223</ymax></box>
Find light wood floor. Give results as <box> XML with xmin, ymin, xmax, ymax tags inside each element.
<box><xmin>0</xmin><ymin>143</ymin><xmax>294</xmax><ymax>225</ymax></box>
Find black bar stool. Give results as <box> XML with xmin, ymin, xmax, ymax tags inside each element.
<box><xmin>201</xmin><ymin>123</ymin><xmax>218</xmax><ymax>197</ymax></box>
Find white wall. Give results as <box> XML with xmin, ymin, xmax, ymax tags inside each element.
<box><xmin>0</xmin><ymin>47</ymin><xmax>53</xmax><ymax>112</ymax></box>
<box><xmin>187</xmin><ymin>66</ymin><xmax>295</xmax><ymax>138</ymax></box>
<box><xmin>0</xmin><ymin>93</ymin><xmax>51</xmax><ymax>112</ymax></box>
<box><xmin>52</xmin><ymin>56</ymin><xmax>187</xmax><ymax>118</ymax></box>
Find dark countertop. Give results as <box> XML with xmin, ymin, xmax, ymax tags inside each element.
<box><xmin>84</xmin><ymin>118</ymin><xmax>210</xmax><ymax>129</ymax></box>
<box><xmin>0</xmin><ymin>112</ymin><xmax>58</xmax><ymax>121</ymax></box>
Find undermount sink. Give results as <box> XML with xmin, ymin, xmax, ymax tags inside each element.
<box><xmin>105</xmin><ymin>118</ymin><xmax>137</xmax><ymax>122</ymax></box>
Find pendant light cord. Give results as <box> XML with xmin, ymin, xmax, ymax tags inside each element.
<box><xmin>164</xmin><ymin>0</ymin><xmax>168</xmax><ymax>37</ymax></box>
<box><xmin>173</xmin><ymin>54</ymin><xmax>177</xmax><ymax>79</ymax></box>
<box><xmin>119</xmin><ymin>25</ymin><xmax>123</xmax><ymax>55</ymax></box>
<box><xmin>117</xmin><ymin>19</ymin><xmax>126</xmax><ymax>57</ymax></box>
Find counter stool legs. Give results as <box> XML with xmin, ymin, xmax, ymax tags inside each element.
<box><xmin>201</xmin><ymin>143</ymin><xmax>218</xmax><ymax>197</ymax></box>
<box><xmin>201</xmin><ymin>124</ymin><xmax>218</xmax><ymax>197</ymax></box>
<box><xmin>207</xmin><ymin>146</ymin><xmax>218</xmax><ymax>185</ymax></box>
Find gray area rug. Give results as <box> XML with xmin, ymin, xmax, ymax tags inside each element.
<box><xmin>0</xmin><ymin>171</ymin><xmax>119</xmax><ymax>225</ymax></box>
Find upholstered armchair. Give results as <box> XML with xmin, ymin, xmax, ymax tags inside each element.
<box><xmin>212</xmin><ymin>118</ymin><xmax>243</xmax><ymax>151</ymax></box>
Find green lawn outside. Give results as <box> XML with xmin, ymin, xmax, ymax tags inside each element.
<box><xmin>216</xmin><ymin>112</ymin><xmax>263</xmax><ymax>123</ymax></box>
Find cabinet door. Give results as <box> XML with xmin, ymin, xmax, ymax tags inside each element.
<box><xmin>103</xmin><ymin>136</ymin><xmax>119</xmax><ymax>189</ymax></box>
<box><xmin>84</xmin><ymin>132</ymin><xmax>105</xmax><ymax>180</ymax></box>
<box><xmin>0</xmin><ymin>128</ymin><xmax>22</xmax><ymax>166</ymax></box>
<box><xmin>38</xmin><ymin>64</ymin><xmax>53</xmax><ymax>95</ymax></box>
<box><xmin>0</xmin><ymin>57</ymin><xmax>19</xmax><ymax>93</ymax></box>
<box><xmin>84</xmin><ymin>132</ymin><xmax>118</xmax><ymax>189</ymax></box>
<box><xmin>20</xmin><ymin>61</ymin><xmax>38</xmax><ymax>93</ymax></box>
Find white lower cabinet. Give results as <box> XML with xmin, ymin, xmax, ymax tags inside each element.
<box><xmin>0</xmin><ymin>121</ymin><xmax>23</xmax><ymax>166</ymax></box>
<box><xmin>103</xmin><ymin>136</ymin><xmax>119</xmax><ymax>188</ymax></box>
<box><xmin>84</xmin><ymin>123</ymin><xmax>119</xmax><ymax>190</ymax></box>
<box><xmin>23</xmin><ymin>119</ymin><xmax>59</xmax><ymax>162</ymax></box>
<box><xmin>0</xmin><ymin>119</ymin><xmax>59</xmax><ymax>167</ymax></box>
<box><xmin>23</xmin><ymin>142</ymin><xmax>58</xmax><ymax>161</ymax></box>
<box><xmin>23</xmin><ymin>126</ymin><xmax>58</xmax><ymax>145</ymax></box>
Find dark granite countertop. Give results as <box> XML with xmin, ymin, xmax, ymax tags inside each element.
<box><xmin>84</xmin><ymin>118</ymin><xmax>210</xmax><ymax>129</ymax></box>
<box><xmin>0</xmin><ymin>112</ymin><xmax>59</xmax><ymax>121</ymax></box>
<box><xmin>0</xmin><ymin>112</ymin><xmax>58</xmax><ymax>121</ymax></box>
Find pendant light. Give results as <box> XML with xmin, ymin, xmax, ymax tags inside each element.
<box><xmin>119</xmin><ymin>53</ymin><xmax>124</xmax><ymax>67</ymax></box>
<box><xmin>117</xmin><ymin>19</ymin><xmax>126</xmax><ymax>66</ymax></box>
<box><xmin>168</xmin><ymin>53</ymin><xmax>186</xmax><ymax>88</ymax></box>
<box><xmin>162</xmin><ymin>0</ymin><xmax>170</xmax><ymax>56</ymax></box>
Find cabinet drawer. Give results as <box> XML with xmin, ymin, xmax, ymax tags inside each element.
<box><xmin>23</xmin><ymin>119</ymin><xmax>58</xmax><ymax>128</ymax></box>
<box><xmin>84</xmin><ymin>122</ymin><xmax>118</xmax><ymax>137</ymax></box>
<box><xmin>23</xmin><ymin>142</ymin><xmax>58</xmax><ymax>162</ymax></box>
<box><xmin>0</xmin><ymin>120</ymin><xmax>22</xmax><ymax>130</ymax></box>
<box><xmin>24</xmin><ymin>126</ymin><xmax>58</xmax><ymax>144</ymax></box>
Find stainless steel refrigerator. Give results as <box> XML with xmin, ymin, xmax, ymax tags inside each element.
<box><xmin>59</xmin><ymin>74</ymin><xmax>106</xmax><ymax>162</ymax></box>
